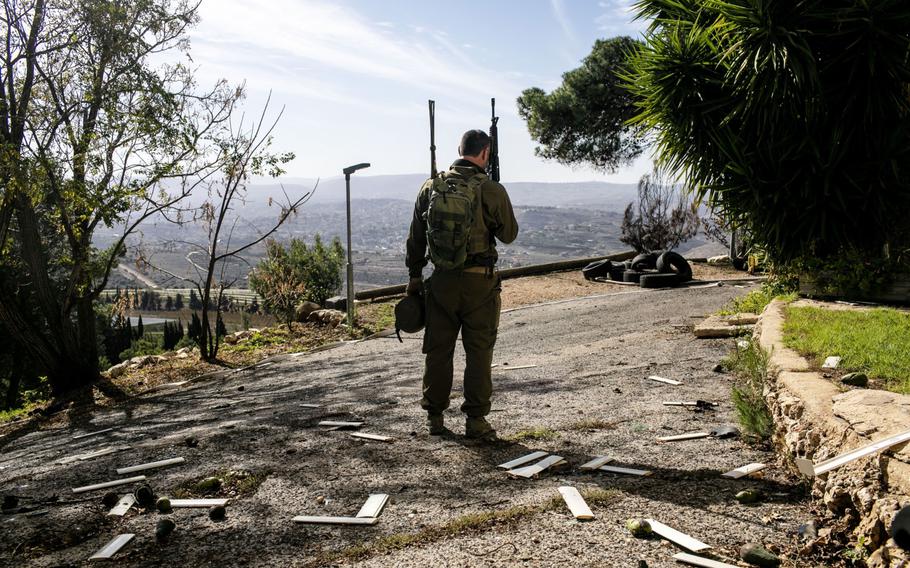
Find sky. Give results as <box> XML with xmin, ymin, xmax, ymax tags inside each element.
<box><xmin>187</xmin><ymin>0</ymin><xmax>649</xmax><ymax>184</ymax></box>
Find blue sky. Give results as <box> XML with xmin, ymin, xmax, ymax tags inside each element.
<box><xmin>188</xmin><ymin>0</ymin><xmax>649</xmax><ymax>183</ymax></box>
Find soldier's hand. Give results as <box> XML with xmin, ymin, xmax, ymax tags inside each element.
<box><xmin>406</xmin><ymin>277</ymin><xmax>423</xmax><ymax>296</ymax></box>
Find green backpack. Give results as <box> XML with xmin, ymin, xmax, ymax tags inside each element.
<box><xmin>424</xmin><ymin>171</ymin><xmax>489</xmax><ymax>270</ymax></box>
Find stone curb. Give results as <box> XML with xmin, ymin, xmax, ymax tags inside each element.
<box><xmin>757</xmin><ymin>299</ymin><xmax>910</xmax><ymax>566</ymax></box>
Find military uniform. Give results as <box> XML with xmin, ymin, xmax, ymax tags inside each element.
<box><xmin>405</xmin><ymin>159</ymin><xmax>518</xmax><ymax>420</ymax></box>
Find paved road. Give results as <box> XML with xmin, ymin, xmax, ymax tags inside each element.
<box><xmin>0</xmin><ymin>283</ymin><xmax>816</xmax><ymax>567</ymax></box>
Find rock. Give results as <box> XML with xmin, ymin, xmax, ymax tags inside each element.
<box><xmin>107</xmin><ymin>362</ymin><xmax>129</xmax><ymax>378</ymax></box>
<box><xmin>185</xmin><ymin>436</ymin><xmax>199</xmax><ymax>448</ymax></box>
<box><xmin>295</xmin><ymin>300</ymin><xmax>321</xmax><ymax>322</ymax></box>
<box><xmin>798</xmin><ymin>520</ymin><xmax>818</xmax><ymax>541</ymax></box>
<box><xmin>209</xmin><ymin>505</ymin><xmax>226</xmax><ymax>521</ymax></box>
<box><xmin>223</xmin><ymin>334</ymin><xmax>238</xmax><ymax>345</ymax></box>
<box><xmin>156</xmin><ymin>518</ymin><xmax>176</xmax><ymax>541</ymax></box>
<box><xmin>841</xmin><ymin>372</ymin><xmax>869</xmax><ymax>387</ymax></box>
<box><xmin>134</xmin><ymin>484</ymin><xmax>156</xmax><ymax>509</ymax></box>
<box><xmin>195</xmin><ymin>476</ymin><xmax>222</xmax><ymax>494</ymax></box>
<box><xmin>176</xmin><ymin>352</ymin><xmax>190</xmax><ymax>359</ymax></box>
<box><xmin>237</xmin><ymin>386</ymin><xmax>245</xmax><ymax>392</ymax></box>
<box><xmin>176</xmin><ymin>347</ymin><xmax>190</xmax><ymax>355</ymax></box>
<box><xmin>101</xmin><ymin>492</ymin><xmax>119</xmax><ymax>509</ymax></box>
<box><xmin>153</xmin><ymin>355</ymin><xmax>168</xmax><ymax>364</ymax></box>
<box><xmin>735</xmin><ymin>489</ymin><xmax>763</xmax><ymax>504</ymax></box>
<box><xmin>739</xmin><ymin>543</ymin><xmax>781</xmax><ymax>567</ymax></box>
<box><xmin>308</xmin><ymin>309</ymin><xmax>346</xmax><ymax>328</ymax></box>
<box><xmin>712</xmin><ymin>363</ymin><xmax>725</xmax><ymax>373</ymax></box>
<box><xmin>708</xmin><ymin>255</ymin><xmax>732</xmax><ymax>265</ymax></box>
<box><xmin>156</xmin><ymin>497</ymin><xmax>172</xmax><ymax>513</ymax></box>
<box><xmin>625</xmin><ymin>518</ymin><xmax>652</xmax><ymax>537</ymax></box>
<box><xmin>324</xmin><ymin>296</ymin><xmax>346</xmax><ymax>310</ymax></box>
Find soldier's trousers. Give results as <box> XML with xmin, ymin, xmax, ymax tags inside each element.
<box><xmin>420</xmin><ymin>269</ymin><xmax>501</xmax><ymax>418</ymax></box>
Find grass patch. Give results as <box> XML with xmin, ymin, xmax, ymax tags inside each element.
<box><xmin>718</xmin><ymin>288</ymin><xmax>797</xmax><ymax>316</ymax></box>
<box><xmin>565</xmin><ymin>418</ymin><xmax>616</xmax><ymax>431</ymax></box>
<box><xmin>784</xmin><ymin>306</ymin><xmax>910</xmax><ymax>393</ymax></box>
<box><xmin>723</xmin><ymin>338</ymin><xmax>773</xmax><ymax>441</ymax></box>
<box><xmin>0</xmin><ymin>402</ymin><xmax>40</xmax><ymax>424</ymax></box>
<box><xmin>222</xmin><ymin>328</ymin><xmax>292</xmax><ymax>353</ymax></box>
<box><xmin>171</xmin><ymin>468</ymin><xmax>271</xmax><ymax>498</ymax></box>
<box><xmin>505</xmin><ymin>426</ymin><xmax>558</xmax><ymax>442</ymax></box>
<box><xmin>358</xmin><ymin>301</ymin><xmax>397</xmax><ymax>334</ymax></box>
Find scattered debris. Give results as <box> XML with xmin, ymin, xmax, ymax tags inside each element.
<box><xmin>90</xmin><ymin>533</ymin><xmax>134</xmax><ymax>560</ymax></box>
<box><xmin>72</xmin><ymin>476</ymin><xmax>147</xmax><ymax>494</ymax></box>
<box><xmin>710</xmin><ymin>425</ymin><xmax>740</xmax><ymax>439</ymax></box>
<box><xmin>184</xmin><ymin>437</ymin><xmax>199</xmax><ymax>448</ymax></box>
<box><xmin>72</xmin><ymin>427</ymin><xmax>116</xmax><ymax>440</ymax></box>
<box><xmin>209</xmin><ymin>505</ymin><xmax>227</xmax><ymax>521</ymax></box>
<box><xmin>663</xmin><ymin>401</ymin><xmax>717</xmax><ymax>411</ymax></box>
<box><xmin>506</xmin><ymin>455</ymin><xmax>566</xmax><ymax>478</ymax></box>
<box><xmin>557</xmin><ymin>486</ymin><xmax>594</xmax><ymax>521</ymax></box>
<box><xmin>101</xmin><ymin>493</ymin><xmax>120</xmax><ymax>508</ymax></box>
<box><xmin>497</xmin><ymin>364</ymin><xmax>538</xmax><ymax>371</ymax></box>
<box><xmin>318</xmin><ymin>421</ymin><xmax>363</xmax><ymax>429</ymax></box>
<box><xmin>292</xmin><ymin>515</ymin><xmax>378</xmax><ymax>526</ymax></box>
<box><xmin>739</xmin><ymin>543</ymin><xmax>781</xmax><ymax>567</ymax></box>
<box><xmin>737</xmin><ymin>340</ymin><xmax>750</xmax><ymax>350</ymax></box>
<box><xmin>107</xmin><ymin>495</ymin><xmax>136</xmax><ymax>517</ymax></box>
<box><xmin>156</xmin><ymin>518</ymin><xmax>176</xmax><ymax>541</ymax></box>
<box><xmin>170</xmin><ymin>499</ymin><xmax>229</xmax><ymax>508</ymax></box>
<box><xmin>194</xmin><ymin>477</ymin><xmax>223</xmax><ymax>494</ymax></box>
<box><xmin>657</xmin><ymin>432</ymin><xmax>711</xmax><ymax>442</ymax></box>
<box><xmin>722</xmin><ymin>463</ymin><xmax>766</xmax><ymax>479</ymax></box>
<box><xmin>841</xmin><ymin>372</ymin><xmax>868</xmax><ymax>387</ymax></box>
<box><xmin>734</xmin><ymin>489</ymin><xmax>763</xmax><ymax>504</ymax></box>
<box><xmin>795</xmin><ymin>428</ymin><xmax>910</xmax><ymax>476</ymax></box>
<box><xmin>647</xmin><ymin>375</ymin><xmax>682</xmax><ymax>386</ymax></box>
<box><xmin>356</xmin><ymin>494</ymin><xmax>389</xmax><ymax>518</ymax></box>
<box><xmin>57</xmin><ymin>446</ymin><xmax>127</xmax><ymax>465</ymax></box>
<box><xmin>133</xmin><ymin>484</ymin><xmax>156</xmax><ymax>509</ymax></box>
<box><xmin>672</xmin><ymin>552</ymin><xmax>739</xmax><ymax>568</ymax></box>
<box><xmin>579</xmin><ymin>456</ymin><xmax>613</xmax><ymax>471</ymax></box>
<box><xmin>646</xmin><ymin>519</ymin><xmax>712</xmax><ymax>552</ymax></box>
<box><xmin>155</xmin><ymin>497</ymin><xmax>172</xmax><ymax>513</ymax></box>
<box><xmin>822</xmin><ymin>356</ymin><xmax>841</xmax><ymax>369</ymax></box>
<box><xmin>712</xmin><ymin>364</ymin><xmax>725</xmax><ymax>373</ymax></box>
<box><xmin>299</xmin><ymin>403</ymin><xmax>322</xmax><ymax>409</ymax></box>
<box><xmin>626</xmin><ymin>518</ymin><xmax>652</xmax><ymax>537</ymax></box>
<box><xmin>497</xmin><ymin>451</ymin><xmax>549</xmax><ymax>470</ymax></box>
<box><xmin>798</xmin><ymin>520</ymin><xmax>818</xmax><ymax>541</ymax></box>
<box><xmin>599</xmin><ymin>465</ymin><xmax>652</xmax><ymax>476</ymax></box>
<box><xmin>349</xmin><ymin>432</ymin><xmax>394</xmax><ymax>443</ymax></box>
<box><xmin>694</xmin><ymin>315</ymin><xmax>756</xmax><ymax>338</ymax></box>
<box><xmin>116</xmin><ymin>457</ymin><xmax>185</xmax><ymax>475</ymax></box>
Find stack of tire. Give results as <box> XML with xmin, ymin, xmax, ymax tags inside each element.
<box><xmin>582</xmin><ymin>251</ymin><xmax>692</xmax><ymax>288</ymax></box>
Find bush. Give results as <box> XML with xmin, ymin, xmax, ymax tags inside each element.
<box><xmin>620</xmin><ymin>168</ymin><xmax>699</xmax><ymax>253</ymax></box>
<box><xmin>119</xmin><ymin>336</ymin><xmax>163</xmax><ymax>361</ymax></box>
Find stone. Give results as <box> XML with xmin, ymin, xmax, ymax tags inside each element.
<box><xmin>308</xmin><ymin>309</ymin><xmax>346</xmax><ymax>328</ymax></box>
<box><xmin>798</xmin><ymin>520</ymin><xmax>818</xmax><ymax>541</ymax></box>
<box><xmin>295</xmin><ymin>301</ymin><xmax>321</xmax><ymax>322</ymax></box>
<box><xmin>324</xmin><ymin>295</ymin><xmax>346</xmax><ymax>310</ymax></box>
<box><xmin>209</xmin><ymin>505</ymin><xmax>226</xmax><ymax>521</ymax></box>
<box><xmin>841</xmin><ymin>372</ymin><xmax>869</xmax><ymax>387</ymax></box>
<box><xmin>107</xmin><ymin>362</ymin><xmax>128</xmax><ymax>378</ymax></box>
<box><xmin>708</xmin><ymin>255</ymin><xmax>732</xmax><ymax>265</ymax></box>
<box><xmin>739</xmin><ymin>543</ymin><xmax>781</xmax><ymax>567</ymax></box>
<box><xmin>184</xmin><ymin>436</ymin><xmax>199</xmax><ymax>448</ymax></box>
<box><xmin>223</xmin><ymin>334</ymin><xmax>238</xmax><ymax>345</ymax></box>
<box><xmin>735</xmin><ymin>489</ymin><xmax>763</xmax><ymax>504</ymax></box>
<box><xmin>712</xmin><ymin>363</ymin><xmax>725</xmax><ymax>373</ymax></box>
<box><xmin>156</xmin><ymin>518</ymin><xmax>176</xmax><ymax>541</ymax></box>
<box><xmin>176</xmin><ymin>352</ymin><xmax>190</xmax><ymax>359</ymax></box>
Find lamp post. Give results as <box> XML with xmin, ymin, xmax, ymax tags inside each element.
<box><xmin>342</xmin><ymin>162</ymin><xmax>370</xmax><ymax>332</ymax></box>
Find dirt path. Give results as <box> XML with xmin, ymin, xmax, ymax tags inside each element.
<box><xmin>0</xmin><ymin>280</ymin><xmax>819</xmax><ymax>568</ymax></box>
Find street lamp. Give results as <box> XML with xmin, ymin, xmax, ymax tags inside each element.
<box><xmin>342</xmin><ymin>162</ymin><xmax>370</xmax><ymax>332</ymax></box>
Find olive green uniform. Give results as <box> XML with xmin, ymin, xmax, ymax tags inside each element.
<box><xmin>405</xmin><ymin>159</ymin><xmax>519</xmax><ymax>417</ymax></box>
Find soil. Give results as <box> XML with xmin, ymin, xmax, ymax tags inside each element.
<box><xmin>1</xmin><ymin>268</ymin><xmax>843</xmax><ymax>568</ymax></box>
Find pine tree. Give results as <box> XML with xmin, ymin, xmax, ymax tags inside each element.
<box><xmin>175</xmin><ymin>293</ymin><xmax>184</xmax><ymax>310</ymax></box>
<box><xmin>136</xmin><ymin>315</ymin><xmax>144</xmax><ymax>339</ymax></box>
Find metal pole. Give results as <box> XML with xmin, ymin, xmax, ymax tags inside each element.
<box><xmin>341</xmin><ymin>163</ymin><xmax>370</xmax><ymax>333</ymax></box>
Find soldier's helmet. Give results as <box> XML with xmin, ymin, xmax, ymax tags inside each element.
<box><xmin>395</xmin><ymin>294</ymin><xmax>425</xmax><ymax>336</ymax></box>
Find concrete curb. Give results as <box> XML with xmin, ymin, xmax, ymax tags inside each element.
<box><xmin>757</xmin><ymin>299</ymin><xmax>910</xmax><ymax>566</ymax></box>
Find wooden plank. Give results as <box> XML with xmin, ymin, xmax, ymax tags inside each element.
<box><xmin>822</xmin><ymin>356</ymin><xmax>841</xmax><ymax>369</ymax></box>
<box><xmin>497</xmin><ymin>451</ymin><xmax>549</xmax><ymax>470</ymax></box>
<box><xmin>350</xmin><ymin>432</ymin><xmax>394</xmax><ymax>443</ymax></box>
<box><xmin>647</xmin><ymin>519</ymin><xmax>712</xmax><ymax>553</ymax></box>
<box><xmin>507</xmin><ymin>455</ymin><xmax>565</xmax><ymax>478</ymax></box>
<box><xmin>299</xmin><ymin>403</ymin><xmax>322</xmax><ymax>409</ymax></box>
<box><xmin>647</xmin><ymin>375</ymin><xmax>682</xmax><ymax>386</ymax></box>
<box><xmin>57</xmin><ymin>446</ymin><xmax>123</xmax><ymax>465</ymax></box>
<box><xmin>107</xmin><ymin>494</ymin><xmax>135</xmax><ymax>517</ymax></box>
<box><xmin>657</xmin><ymin>432</ymin><xmax>711</xmax><ymax>442</ymax></box>
<box><xmin>721</xmin><ymin>463</ymin><xmax>766</xmax><ymax>479</ymax></box>
<box><xmin>72</xmin><ymin>475</ymin><xmax>147</xmax><ymax>494</ymax></box>
<box><xmin>116</xmin><ymin>457</ymin><xmax>185</xmax><ymax>475</ymax></box>
<box><xmin>663</xmin><ymin>401</ymin><xmax>718</xmax><ymax>407</ymax></box>
<box><xmin>356</xmin><ymin>494</ymin><xmax>390</xmax><ymax>518</ymax></box>
<box><xmin>318</xmin><ymin>421</ymin><xmax>363</xmax><ymax>428</ymax></box>
<box><xmin>557</xmin><ymin>486</ymin><xmax>594</xmax><ymax>520</ymax></box>
<box><xmin>798</xmin><ymin>428</ymin><xmax>910</xmax><ymax>477</ymax></box>
<box><xmin>73</xmin><ymin>427</ymin><xmax>115</xmax><ymax>440</ymax></box>
<box><xmin>673</xmin><ymin>552</ymin><xmax>740</xmax><ymax>568</ymax></box>
<box><xmin>599</xmin><ymin>465</ymin><xmax>652</xmax><ymax>476</ymax></box>
<box><xmin>498</xmin><ymin>364</ymin><xmax>538</xmax><ymax>371</ymax></box>
<box><xmin>292</xmin><ymin>515</ymin><xmax>378</xmax><ymax>526</ymax></box>
<box><xmin>170</xmin><ymin>498</ymin><xmax>229</xmax><ymax>508</ymax></box>
<box><xmin>579</xmin><ymin>456</ymin><xmax>613</xmax><ymax>471</ymax></box>
<box><xmin>89</xmin><ymin>533</ymin><xmax>134</xmax><ymax>560</ymax></box>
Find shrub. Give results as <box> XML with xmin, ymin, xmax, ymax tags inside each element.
<box><xmin>620</xmin><ymin>168</ymin><xmax>699</xmax><ymax>253</ymax></box>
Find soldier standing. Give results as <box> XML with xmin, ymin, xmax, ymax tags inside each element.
<box><xmin>405</xmin><ymin>129</ymin><xmax>518</xmax><ymax>440</ymax></box>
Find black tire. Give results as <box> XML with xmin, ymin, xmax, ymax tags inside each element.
<box><xmin>623</xmin><ymin>269</ymin><xmax>644</xmax><ymax>283</ymax></box>
<box><xmin>582</xmin><ymin>259</ymin><xmax>613</xmax><ymax>281</ymax></box>
<box><xmin>630</xmin><ymin>252</ymin><xmax>660</xmax><ymax>270</ymax></box>
<box><xmin>655</xmin><ymin>251</ymin><xmax>693</xmax><ymax>282</ymax></box>
<box><xmin>640</xmin><ymin>273</ymin><xmax>682</xmax><ymax>288</ymax></box>
<box><xmin>609</xmin><ymin>267</ymin><xmax>626</xmax><ymax>281</ymax></box>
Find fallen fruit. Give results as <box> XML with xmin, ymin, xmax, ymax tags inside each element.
<box><xmin>156</xmin><ymin>518</ymin><xmax>176</xmax><ymax>541</ymax></box>
<box><xmin>156</xmin><ymin>497</ymin><xmax>172</xmax><ymax>513</ymax></box>
<box><xmin>209</xmin><ymin>505</ymin><xmax>226</xmax><ymax>521</ymax></box>
<box><xmin>625</xmin><ymin>518</ymin><xmax>652</xmax><ymax>537</ymax></box>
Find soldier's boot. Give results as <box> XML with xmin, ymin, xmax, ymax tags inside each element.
<box><xmin>465</xmin><ymin>417</ymin><xmax>497</xmax><ymax>440</ymax></box>
<box><xmin>427</xmin><ymin>414</ymin><xmax>445</xmax><ymax>436</ymax></box>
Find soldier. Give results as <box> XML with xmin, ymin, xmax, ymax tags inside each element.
<box><xmin>405</xmin><ymin>129</ymin><xmax>518</xmax><ymax>440</ymax></box>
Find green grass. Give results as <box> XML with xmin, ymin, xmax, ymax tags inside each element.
<box><xmin>783</xmin><ymin>306</ymin><xmax>910</xmax><ymax>393</ymax></box>
<box><xmin>505</xmin><ymin>426</ymin><xmax>558</xmax><ymax>442</ymax></box>
<box><xmin>718</xmin><ymin>288</ymin><xmax>797</xmax><ymax>316</ymax></box>
<box><xmin>723</xmin><ymin>338</ymin><xmax>773</xmax><ymax>441</ymax></box>
<box><xmin>222</xmin><ymin>328</ymin><xmax>291</xmax><ymax>353</ymax></box>
<box><xmin>565</xmin><ymin>418</ymin><xmax>616</xmax><ymax>431</ymax></box>
<box><xmin>0</xmin><ymin>403</ymin><xmax>37</xmax><ymax>423</ymax></box>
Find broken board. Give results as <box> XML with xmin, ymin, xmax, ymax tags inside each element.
<box><xmin>57</xmin><ymin>446</ymin><xmax>124</xmax><ymax>465</ymax></box>
<box><xmin>498</xmin><ymin>364</ymin><xmax>538</xmax><ymax>371</ymax></box>
<box><xmin>73</xmin><ymin>475</ymin><xmax>147</xmax><ymax>494</ymax></box>
<box><xmin>116</xmin><ymin>457</ymin><xmax>185</xmax><ymax>475</ymax></box>
<box><xmin>795</xmin><ymin>428</ymin><xmax>910</xmax><ymax>477</ymax></box>
<box><xmin>292</xmin><ymin>516</ymin><xmax>378</xmax><ymax>526</ymax></box>
<box><xmin>72</xmin><ymin>427</ymin><xmax>115</xmax><ymax>440</ymax></box>
<box><xmin>350</xmin><ymin>432</ymin><xmax>393</xmax><ymax>443</ymax></box>
<box><xmin>170</xmin><ymin>498</ymin><xmax>229</xmax><ymax>508</ymax></box>
<box><xmin>647</xmin><ymin>375</ymin><xmax>682</xmax><ymax>386</ymax></box>
<box><xmin>356</xmin><ymin>494</ymin><xmax>389</xmax><ymax>518</ymax></box>
<box><xmin>657</xmin><ymin>432</ymin><xmax>711</xmax><ymax>442</ymax></box>
<box><xmin>89</xmin><ymin>533</ymin><xmax>134</xmax><ymax>560</ymax></box>
<box><xmin>497</xmin><ymin>451</ymin><xmax>549</xmax><ymax>470</ymax></box>
<box><xmin>822</xmin><ymin>356</ymin><xmax>841</xmax><ymax>369</ymax></box>
<box><xmin>107</xmin><ymin>494</ymin><xmax>136</xmax><ymax>517</ymax></box>
<box><xmin>672</xmin><ymin>552</ymin><xmax>739</xmax><ymax>568</ymax></box>
<box><xmin>507</xmin><ymin>455</ymin><xmax>565</xmax><ymax>478</ymax></box>
<box><xmin>557</xmin><ymin>486</ymin><xmax>594</xmax><ymax>520</ymax></box>
<box><xmin>646</xmin><ymin>519</ymin><xmax>712</xmax><ymax>553</ymax></box>
<box><xmin>318</xmin><ymin>421</ymin><xmax>363</xmax><ymax>428</ymax></box>
<box><xmin>663</xmin><ymin>401</ymin><xmax>718</xmax><ymax>407</ymax></box>
<box><xmin>722</xmin><ymin>463</ymin><xmax>766</xmax><ymax>479</ymax></box>
<box><xmin>579</xmin><ymin>456</ymin><xmax>614</xmax><ymax>471</ymax></box>
<box><xmin>299</xmin><ymin>403</ymin><xmax>322</xmax><ymax>409</ymax></box>
<box><xmin>599</xmin><ymin>465</ymin><xmax>652</xmax><ymax>476</ymax></box>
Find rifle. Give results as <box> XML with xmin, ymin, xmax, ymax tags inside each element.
<box><xmin>428</xmin><ymin>99</ymin><xmax>437</xmax><ymax>178</ymax></box>
<box><xmin>487</xmin><ymin>98</ymin><xmax>500</xmax><ymax>182</ymax></box>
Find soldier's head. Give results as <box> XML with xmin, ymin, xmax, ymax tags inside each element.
<box><xmin>459</xmin><ymin>129</ymin><xmax>491</xmax><ymax>168</ymax></box>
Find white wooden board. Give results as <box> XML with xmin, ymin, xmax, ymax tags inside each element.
<box><xmin>557</xmin><ymin>486</ymin><xmax>594</xmax><ymax>520</ymax></box>
<box><xmin>647</xmin><ymin>519</ymin><xmax>712</xmax><ymax>552</ymax></box>
<box><xmin>647</xmin><ymin>375</ymin><xmax>682</xmax><ymax>386</ymax></box>
<box><xmin>89</xmin><ymin>533</ymin><xmax>134</xmax><ymax>560</ymax></box>
<box><xmin>318</xmin><ymin>421</ymin><xmax>363</xmax><ymax>428</ymax></box>
<box><xmin>356</xmin><ymin>494</ymin><xmax>389</xmax><ymax>518</ymax></box>
<box><xmin>73</xmin><ymin>427</ymin><xmax>115</xmax><ymax>440</ymax></box>
<box><xmin>170</xmin><ymin>498</ymin><xmax>230</xmax><ymax>508</ymax></box>
<box><xmin>797</xmin><ymin>428</ymin><xmax>910</xmax><ymax>477</ymax></box>
<box><xmin>507</xmin><ymin>455</ymin><xmax>565</xmax><ymax>478</ymax></box>
<box><xmin>599</xmin><ymin>465</ymin><xmax>652</xmax><ymax>476</ymax></box>
<box><xmin>579</xmin><ymin>456</ymin><xmax>614</xmax><ymax>471</ymax></box>
<box><xmin>497</xmin><ymin>451</ymin><xmax>549</xmax><ymax>470</ymax></box>
<box><xmin>72</xmin><ymin>475</ymin><xmax>147</xmax><ymax>494</ymax></box>
<box><xmin>822</xmin><ymin>356</ymin><xmax>841</xmax><ymax>369</ymax></box>
<box><xmin>299</xmin><ymin>403</ymin><xmax>322</xmax><ymax>408</ymax></box>
<box><xmin>107</xmin><ymin>494</ymin><xmax>135</xmax><ymax>517</ymax></box>
<box><xmin>350</xmin><ymin>432</ymin><xmax>393</xmax><ymax>443</ymax></box>
<box><xmin>657</xmin><ymin>432</ymin><xmax>711</xmax><ymax>442</ymax></box>
<box><xmin>292</xmin><ymin>515</ymin><xmax>378</xmax><ymax>525</ymax></box>
<box><xmin>673</xmin><ymin>552</ymin><xmax>740</xmax><ymax>568</ymax></box>
<box><xmin>116</xmin><ymin>457</ymin><xmax>185</xmax><ymax>475</ymax></box>
<box><xmin>663</xmin><ymin>401</ymin><xmax>718</xmax><ymax>407</ymax></box>
<box><xmin>57</xmin><ymin>446</ymin><xmax>123</xmax><ymax>465</ymax></box>
<box><xmin>721</xmin><ymin>463</ymin><xmax>766</xmax><ymax>479</ymax></box>
<box><xmin>498</xmin><ymin>364</ymin><xmax>538</xmax><ymax>371</ymax></box>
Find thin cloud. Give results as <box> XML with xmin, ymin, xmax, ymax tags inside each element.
<box><xmin>550</xmin><ymin>0</ymin><xmax>578</xmax><ymax>46</ymax></box>
<box><xmin>596</xmin><ymin>0</ymin><xmax>646</xmax><ymax>37</ymax></box>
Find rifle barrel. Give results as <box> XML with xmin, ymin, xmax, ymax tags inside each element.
<box><xmin>429</xmin><ymin>100</ymin><xmax>437</xmax><ymax>178</ymax></box>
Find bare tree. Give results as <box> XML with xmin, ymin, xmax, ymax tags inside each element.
<box><xmin>620</xmin><ymin>168</ymin><xmax>700</xmax><ymax>253</ymax></box>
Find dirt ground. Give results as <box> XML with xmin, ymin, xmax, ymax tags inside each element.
<box><xmin>1</xmin><ymin>271</ymin><xmax>850</xmax><ymax>568</ymax></box>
